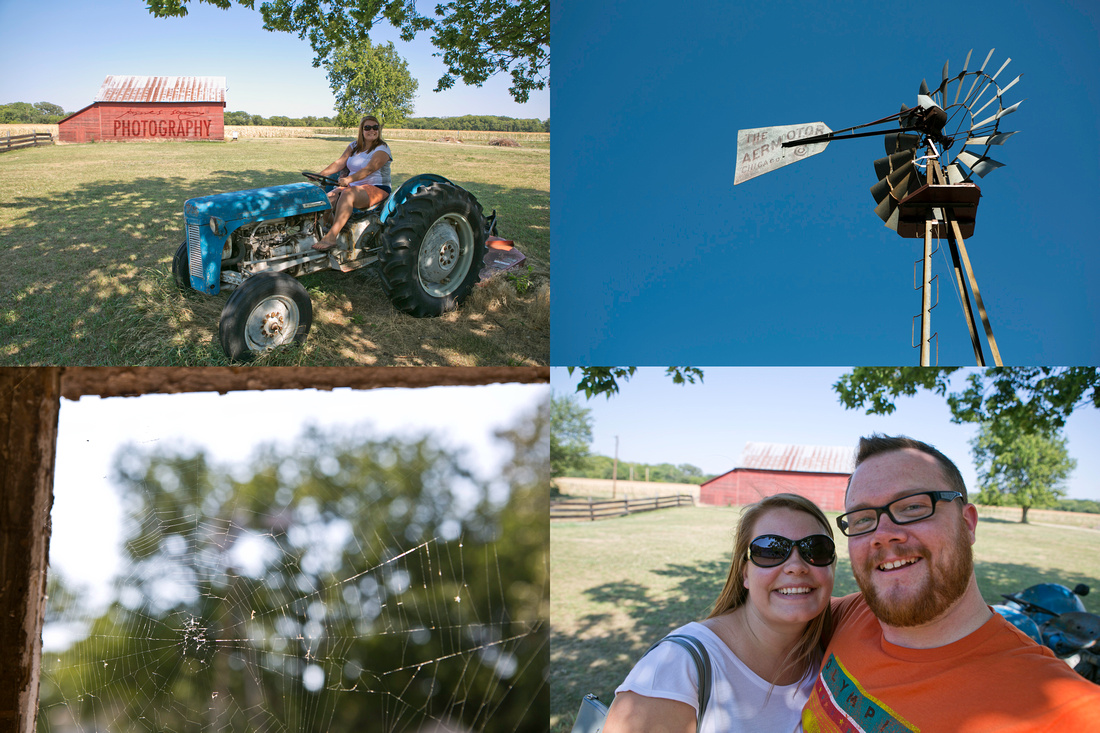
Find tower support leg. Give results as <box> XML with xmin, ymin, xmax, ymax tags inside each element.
<box><xmin>944</xmin><ymin>214</ymin><xmax>1003</xmax><ymax>366</ymax></box>
<box><xmin>921</xmin><ymin>221</ymin><xmax>933</xmax><ymax>366</ymax></box>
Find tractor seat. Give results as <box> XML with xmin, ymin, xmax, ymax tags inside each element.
<box><xmin>348</xmin><ymin>199</ymin><xmax>385</xmax><ymax>221</ymax></box>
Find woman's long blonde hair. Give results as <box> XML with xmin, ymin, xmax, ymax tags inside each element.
<box><xmin>706</xmin><ymin>493</ymin><xmax>834</xmax><ymax>682</ymax></box>
<box><xmin>353</xmin><ymin>115</ymin><xmax>388</xmax><ymax>154</ymax></box>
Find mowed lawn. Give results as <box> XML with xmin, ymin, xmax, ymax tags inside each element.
<box><xmin>0</xmin><ymin>136</ymin><xmax>548</xmax><ymax>365</ymax></box>
<box><xmin>550</xmin><ymin>505</ymin><xmax>1100</xmax><ymax>732</ymax></box>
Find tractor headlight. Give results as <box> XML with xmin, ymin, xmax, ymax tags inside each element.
<box><xmin>209</xmin><ymin>216</ymin><xmax>226</xmax><ymax>237</ymax></box>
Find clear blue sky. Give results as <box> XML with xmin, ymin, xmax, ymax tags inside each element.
<box><xmin>550</xmin><ymin>367</ymin><xmax>1100</xmax><ymax>501</ymax></box>
<box><xmin>551</xmin><ymin>0</ymin><xmax>1099</xmax><ymax>365</ymax></box>
<box><xmin>0</xmin><ymin>0</ymin><xmax>548</xmax><ymax>120</ymax></box>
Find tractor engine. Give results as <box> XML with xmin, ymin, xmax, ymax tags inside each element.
<box><xmin>232</xmin><ymin>215</ymin><xmax>320</xmax><ymax>264</ymax></box>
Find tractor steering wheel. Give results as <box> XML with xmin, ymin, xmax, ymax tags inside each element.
<box><xmin>301</xmin><ymin>171</ymin><xmax>340</xmax><ymax>187</ymax></box>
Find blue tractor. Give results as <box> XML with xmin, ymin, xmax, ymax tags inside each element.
<box><xmin>172</xmin><ymin>171</ymin><xmax>492</xmax><ymax>361</ymax></box>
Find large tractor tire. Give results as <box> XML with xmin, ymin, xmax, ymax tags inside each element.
<box><xmin>172</xmin><ymin>241</ymin><xmax>192</xmax><ymax>291</ymax></box>
<box><xmin>378</xmin><ymin>182</ymin><xmax>487</xmax><ymax>317</ymax></box>
<box><xmin>218</xmin><ymin>272</ymin><xmax>312</xmax><ymax>362</ymax></box>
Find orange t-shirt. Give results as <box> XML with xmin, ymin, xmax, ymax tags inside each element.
<box><xmin>801</xmin><ymin>593</ymin><xmax>1100</xmax><ymax>732</ymax></box>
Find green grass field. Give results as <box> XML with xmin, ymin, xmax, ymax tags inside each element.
<box><xmin>550</xmin><ymin>505</ymin><xmax>1100</xmax><ymax>732</ymax></box>
<box><xmin>0</xmin><ymin>136</ymin><xmax>549</xmax><ymax>365</ymax></box>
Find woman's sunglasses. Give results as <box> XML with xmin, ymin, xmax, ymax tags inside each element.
<box><xmin>361</xmin><ymin>124</ymin><xmax>380</xmax><ymax>131</ymax></box>
<box><xmin>747</xmin><ymin>534</ymin><xmax>836</xmax><ymax>568</ymax></box>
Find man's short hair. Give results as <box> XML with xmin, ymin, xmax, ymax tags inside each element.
<box><xmin>847</xmin><ymin>433</ymin><xmax>968</xmax><ymax>502</ymax></box>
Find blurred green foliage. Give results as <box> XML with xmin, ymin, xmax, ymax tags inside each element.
<box><xmin>38</xmin><ymin>400</ymin><xmax>547</xmax><ymax>733</ymax></box>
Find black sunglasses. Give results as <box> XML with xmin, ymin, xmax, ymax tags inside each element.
<box><xmin>748</xmin><ymin>534</ymin><xmax>836</xmax><ymax>568</ymax></box>
<box><xmin>361</xmin><ymin>124</ymin><xmax>380</xmax><ymax>131</ymax></box>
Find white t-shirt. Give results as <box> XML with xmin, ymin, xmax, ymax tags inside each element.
<box><xmin>346</xmin><ymin>143</ymin><xmax>392</xmax><ymax>188</ymax></box>
<box><xmin>614</xmin><ymin>622</ymin><xmax>818</xmax><ymax>733</ymax></box>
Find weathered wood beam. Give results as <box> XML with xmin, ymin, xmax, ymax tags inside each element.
<box><xmin>59</xmin><ymin>366</ymin><xmax>548</xmax><ymax>400</ymax></box>
<box><xmin>0</xmin><ymin>368</ymin><xmax>61</xmax><ymax>733</ymax></box>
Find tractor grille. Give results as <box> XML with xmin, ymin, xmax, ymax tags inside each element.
<box><xmin>187</xmin><ymin>224</ymin><xmax>202</xmax><ymax>281</ymax></box>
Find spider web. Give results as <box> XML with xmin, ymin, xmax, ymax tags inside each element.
<box><xmin>37</xmin><ymin>395</ymin><xmax>548</xmax><ymax>733</ymax></box>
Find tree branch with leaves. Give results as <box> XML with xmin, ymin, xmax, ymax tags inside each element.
<box><xmin>144</xmin><ymin>0</ymin><xmax>548</xmax><ymax>104</ymax></box>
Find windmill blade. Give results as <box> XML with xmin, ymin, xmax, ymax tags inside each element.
<box><xmin>885</xmin><ymin>132</ymin><xmax>921</xmax><ymax>155</ymax></box>
<box><xmin>990</xmin><ymin>56</ymin><xmax>1012</xmax><ymax>82</ymax></box>
<box><xmin>964</xmin><ymin>131</ymin><xmax>1018</xmax><ymax>146</ymax></box>
<box><xmin>937</xmin><ymin>59</ymin><xmax>950</xmax><ymax>97</ymax></box>
<box><xmin>870</xmin><ymin>162</ymin><xmax>916</xmax><ymax>203</ymax></box>
<box><xmin>953</xmin><ymin>49</ymin><xmax>973</xmax><ymax>105</ymax></box>
<box><xmin>998</xmin><ymin>74</ymin><xmax>1023</xmax><ymax>97</ymax></box>
<box><xmin>944</xmin><ymin>163</ymin><xmax>967</xmax><ymax>183</ymax></box>
<box><xmin>734</xmin><ymin>122</ymin><xmax>833</xmax><ymax>185</ymax></box>
<box><xmin>957</xmin><ymin>150</ymin><xmax>1005</xmax><ymax>177</ymax></box>
<box><xmin>874</xmin><ymin>150</ymin><xmax>916</xmax><ymax>180</ymax></box>
<box><xmin>920</xmin><ymin>78</ymin><xmax>930</xmax><ymax>96</ymax></box>
<box><xmin>962</xmin><ymin>48</ymin><xmax>997</xmax><ymax>105</ymax></box>
<box><xmin>972</xmin><ymin>99</ymin><xmax>1024</xmax><ymax>131</ymax></box>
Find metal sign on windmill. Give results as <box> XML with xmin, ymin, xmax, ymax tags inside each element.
<box><xmin>736</xmin><ymin>49</ymin><xmax>1023</xmax><ymax>367</ymax></box>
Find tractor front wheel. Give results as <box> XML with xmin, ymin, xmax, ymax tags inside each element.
<box><xmin>172</xmin><ymin>241</ymin><xmax>192</xmax><ymax>291</ymax></box>
<box><xmin>218</xmin><ymin>272</ymin><xmax>312</xmax><ymax>362</ymax></box>
<box><xmin>378</xmin><ymin>183</ymin><xmax>486</xmax><ymax>317</ymax></box>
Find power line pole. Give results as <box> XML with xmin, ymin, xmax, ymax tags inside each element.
<box><xmin>612</xmin><ymin>435</ymin><xmax>619</xmax><ymax>499</ymax></box>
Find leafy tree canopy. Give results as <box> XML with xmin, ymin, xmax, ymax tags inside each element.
<box><xmin>325</xmin><ymin>39</ymin><xmax>418</xmax><ymax>127</ymax></box>
<box><xmin>144</xmin><ymin>0</ymin><xmax>548</xmax><ymax>103</ymax></box>
<box><xmin>833</xmin><ymin>367</ymin><xmax>1100</xmax><ymax>443</ymax></box>
<box><xmin>550</xmin><ymin>392</ymin><xmax>592</xmax><ymax>480</ymax></box>
<box><xmin>567</xmin><ymin>367</ymin><xmax>704</xmax><ymax>400</ymax></box>
<box><xmin>970</xmin><ymin>422</ymin><xmax>1077</xmax><ymax>523</ymax></box>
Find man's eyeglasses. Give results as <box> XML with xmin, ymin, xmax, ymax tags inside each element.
<box><xmin>836</xmin><ymin>491</ymin><xmax>963</xmax><ymax>537</ymax></box>
<box><xmin>361</xmin><ymin>124</ymin><xmax>380</xmax><ymax>131</ymax></box>
<box><xmin>747</xmin><ymin>534</ymin><xmax>836</xmax><ymax>568</ymax></box>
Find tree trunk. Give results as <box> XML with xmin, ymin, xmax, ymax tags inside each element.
<box><xmin>0</xmin><ymin>368</ymin><xmax>61</xmax><ymax>733</ymax></box>
<box><xmin>1021</xmin><ymin>505</ymin><xmax>1030</xmax><ymax>524</ymax></box>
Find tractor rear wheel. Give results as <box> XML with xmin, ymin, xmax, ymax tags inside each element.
<box><xmin>378</xmin><ymin>182</ymin><xmax>486</xmax><ymax>317</ymax></box>
<box><xmin>218</xmin><ymin>272</ymin><xmax>312</xmax><ymax>362</ymax></box>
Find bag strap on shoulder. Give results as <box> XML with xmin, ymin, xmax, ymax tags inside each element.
<box><xmin>644</xmin><ymin>633</ymin><xmax>713</xmax><ymax>729</ymax></box>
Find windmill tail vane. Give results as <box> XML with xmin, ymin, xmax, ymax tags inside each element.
<box><xmin>733</xmin><ymin>49</ymin><xmax>1023</xmax><ymax>367</ymax></box>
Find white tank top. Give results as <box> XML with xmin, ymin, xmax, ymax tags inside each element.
<box><xmin>614</xmin><ymin>622</ymin><xmax>818</xmax><ymax>733</ymax></box>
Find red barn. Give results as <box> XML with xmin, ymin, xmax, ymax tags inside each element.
<box><xmin>58</xmin><ymin>75</ymin><xmax>226</xmax><ymax>144</ymax></box>
<box><xmin>700</xmin><ymin>442</ymin><xmax>853</xmax><ymax>512</ymax></box>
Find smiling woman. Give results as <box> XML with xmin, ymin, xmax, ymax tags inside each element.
<box><xmin>600</xmin><ymin>493</ymin><xmax>836</xmax><ymax>733</ymax></box>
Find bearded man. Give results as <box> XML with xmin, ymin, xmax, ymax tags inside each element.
<box><xmin>800</xmin><ymin>434</ymin><xmax>1100</xmax><ymax>732</ymax></box>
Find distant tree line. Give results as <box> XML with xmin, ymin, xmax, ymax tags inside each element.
<box><xmin>0</xmin><ymin>103</ymin><xmax>549</xmax><ymax>133</ymax></box>
<box><xmin>1050</xmin><ymin>498</ymin><xmax>1100</xmax><ymax>514</ymax></box>
<box><xmin>567</xmin><ymin>454</ymin><xmax>713</xmax><ymax>485</ymax></box>
<box><xmin>0</xmin><ymin>102</ymin><xmax>68</xmax><ymax>124</ymax></box>
<box><xmin>223</xmin><ymin>110</ymin><xmax>548</xmax><ymax>132</ymax></box>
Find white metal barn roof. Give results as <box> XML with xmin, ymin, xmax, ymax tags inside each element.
<box><xmin>94</xmin><ymin>76</ymin><xmax>226</xmax><ymax>104</ymax></box>
<box><xmin>739</xmin><ymin>442</ymin><xmax>854</xmax><ymax>475</ymax></box>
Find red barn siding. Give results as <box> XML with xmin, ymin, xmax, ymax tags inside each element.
<box><xmin>700</xmin><ymin>468</ymin><xmax>849</xmax><ymax>512</ymax></box>
<box><xmin>59</xmin><ymin>103</ymin><xmax>223</xmax><ymax>143</ymax></box>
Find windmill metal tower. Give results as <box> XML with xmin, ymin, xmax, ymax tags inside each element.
<box><xmin>735</xmin><ymin>49</ymin><xmax>1023</xmax><ymax>366</ymax></box>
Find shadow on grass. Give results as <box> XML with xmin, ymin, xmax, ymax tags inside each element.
<box><xmin>551</xmin><ymin>552</ymin><xmax>1099</xmax><ymax>732</ymax></box>
<box><xmin>0</xmin><ymin>167</ymin><xmax>548</xmax><ymax>365</ymax></box>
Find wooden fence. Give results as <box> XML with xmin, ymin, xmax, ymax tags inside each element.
<box><xmin>1</xmin><ymin>131</ymin><xmax>54</xmax><ymax>153</ymax></box>
<box><xmin>550</xmin><ymin>494</ymin><xmax>695</xmax><ymax>522</ymax></box>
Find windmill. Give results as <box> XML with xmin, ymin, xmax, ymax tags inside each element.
<box><xmin>735</xmin><ymin>49</ymin><xmax>1023</xmax><ymax>366</ymax></box>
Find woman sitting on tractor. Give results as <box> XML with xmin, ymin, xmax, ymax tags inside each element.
<box><xmin>312</xmin><ymin>115</ymin><xmax>393</xmax><ymax>251</ymax></box>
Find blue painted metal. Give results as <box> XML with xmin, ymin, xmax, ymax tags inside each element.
<box><xmin>183</xmin><ymin>182</ymin><xmax>330</xmax><ymax>294</ymax></box>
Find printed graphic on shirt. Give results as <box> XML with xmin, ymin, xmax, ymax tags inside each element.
<box><xmin>801</xmin><ymin>654</ymin><xmax>919</xmax><ymax>733</ymax></box>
